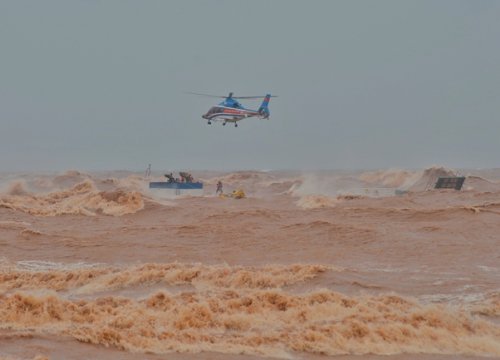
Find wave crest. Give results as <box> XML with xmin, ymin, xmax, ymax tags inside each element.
<box><xmin>0</xmin><ymin>263</ymin><xmax>329</xmax><ymax>293</ymax></box>
<box><xmin>1</xmin><ymin>290</ymin><xmax>499</xmax><ymax>358</ymax></box>
<box><xmin>0</xmin><ymin>180</ymin><xmax>143</xmax><ymax>216</ymax></box>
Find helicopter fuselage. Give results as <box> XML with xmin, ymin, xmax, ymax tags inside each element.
<box><xmin>202</xmin><ymin>105</ymin><xmax>262</xmax><ymax>122</ymax></box>
<box><xmin>192</xmin><ymin>93</ymin><xmax>273</xmax><ymax>126</ymax></box>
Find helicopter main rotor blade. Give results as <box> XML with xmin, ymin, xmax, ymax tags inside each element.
<box><xmin>233</xmin><ymin>95</ymin><xmax>278</xmax><ymax>99</ymax></box>
<box><xmin>186</xmin><ymin>92</ymin><xmax>227</xmax><ymax>98</ymax></box>
<box><xmin>187</xmin><ymin>92</ymin><xmax>278</xmax><ymax>99</ymax></box>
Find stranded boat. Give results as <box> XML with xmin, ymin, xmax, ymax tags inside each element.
<box><xmin>149</xmin><ymin>172</ymin><xmax>203</xmax><ymax>194</ymax></box>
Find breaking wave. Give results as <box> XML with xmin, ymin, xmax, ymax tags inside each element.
<box><xmin>0</xmin><ymin>263</ymin><xmax>329</xmax><ymax>293</ymax></box>
<box><xmin>471</xmin><ymin>292</ymin><xmax>500</xmax><ymax>317</ymax></box>
<box><xmin>0</xmin><ymin>180</ymin><xmax>143</xmax><ymax>216</ymax></box>
<box><xmin>407</xmin><ymin>166</ymin><xmax>458</xmax><ymax>191</ymax></box>
<box><xmin>0</xmin><ymin>290</ymin><xmax>498</xmax><ymax>358</ymax></box>
<box><xmin>0</xmin><ymin>262</ymin><xmax>499</xmax><ymax>358</ymax></box>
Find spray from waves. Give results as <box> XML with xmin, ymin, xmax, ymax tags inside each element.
<box><xmin>359</xmin><ymin>169</ymin><xmax>422</xmax><ymax>189</ymax></box>
<box><xmin>0</xmin><ymin>180</ymin><xmax>143</xmax><ymax>216</ymax></box>
<box><xmin>296</xmin><ymin>195</ymin><xmax>338</xmax><ymax>209</ymax></box>
<box><xmin>97</xmin><ymin>174</ymin><xmax>148</xmax><ymax>192</ymax></box>
<box><xmin>291</xmin><ymin>174</ymin><xmax>370</xmax><ymax>209</ymax></box>
<box><xmin>360</xmin><ymin>166</ymin><xmax>500</xmax><ymax>193</ymax></box>
<box><xmin>359</xmin><ymin>166</ymin><xmax>459</xmax><ymax>191</ymax></box>
<box><xmin>406</xmin><ymin>166</ymin><xmax>457</xmax><ymax>191</ymax></box>
<box><xmin>291</xmin><ymin>171</ymin><xmax>397</xmax><ymax>203</ymax></box>
<box><xmin>3</xmin><ymin>181</ymin><xmax>30</xmax><ymax>196</ymax></box>
<box><xmin>289</xmin><ymin>173</ymin><xmax>347</xmax><ymax>197</ymax></box>
<box><xmin>0</xmin><ymin>289</ymin><xmax>499</xmax><ymax>358</ymax></box>
<box><xmin>51</xmin><ymin>170</ymin><xmax>91</xmax><ymax>188</ymax></box>
<box><xmin>292</xmin><ymin>166</ymin><xmax>498</xmax><ymax>209</ymax></box>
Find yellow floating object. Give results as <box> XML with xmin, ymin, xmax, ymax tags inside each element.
<box><xmin>231</xmin><ymin>189</ymin><xmax>246</xmax><ymax>199</ymax></box>
<box><xmin>217</xmin><ymin>189</ymin><xmax>245</xmax><ymax>199</ymax></box>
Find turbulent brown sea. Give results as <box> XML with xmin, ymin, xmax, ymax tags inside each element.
<box><xmin>0</xmin><ymin>167</ymin><xmax>499</xmax><ymax>360</ymax></box>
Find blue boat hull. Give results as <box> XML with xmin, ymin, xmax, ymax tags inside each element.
<box><xmin>149</xmin><ymin>182</ymin><xmax>203</xmax><ymax>190</ymax></box>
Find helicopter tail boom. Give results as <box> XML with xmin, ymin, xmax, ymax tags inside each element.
<box><xmin>258</xmin><ymin>94</ymin><xmax>272</xmax><ymax>118</ymax></box>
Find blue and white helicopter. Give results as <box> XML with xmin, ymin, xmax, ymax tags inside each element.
<box><xmin>188</xmin><ymin>92</ymin><xmax>276</xmax><ymax>127</ymax></box>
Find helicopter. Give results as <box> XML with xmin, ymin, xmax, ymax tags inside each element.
<box><xmin>188</xmin><ymin>92</ymin><xmax>276</xmax><ymax>127</ymax></box>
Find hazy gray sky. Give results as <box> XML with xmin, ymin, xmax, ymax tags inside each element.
<box><xmin>1</xmin><ymin>0</ymin><xmax>499</xmax><ymax>172</ymax></box>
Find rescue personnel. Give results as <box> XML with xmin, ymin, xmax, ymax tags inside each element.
<box><xmin>165</xmin><ymin>173</ymin><xmax>175</xmax><ymax>183</ymax></box>
<box><xmin>216</xmin><ymin>181</ymin><xmax>223</xmax><ymax>195</ymax></box>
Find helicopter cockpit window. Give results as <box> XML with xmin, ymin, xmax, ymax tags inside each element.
<box><xmin>207</xmin><ymin>107</ymin><xmax>220</xmax><ymax>115</ymax></box>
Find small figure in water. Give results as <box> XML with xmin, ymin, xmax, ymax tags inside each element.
<box><xmin>216</xmin><ymin>181</ymin><xmax>223</xmax><ymax>195</ymax></box>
